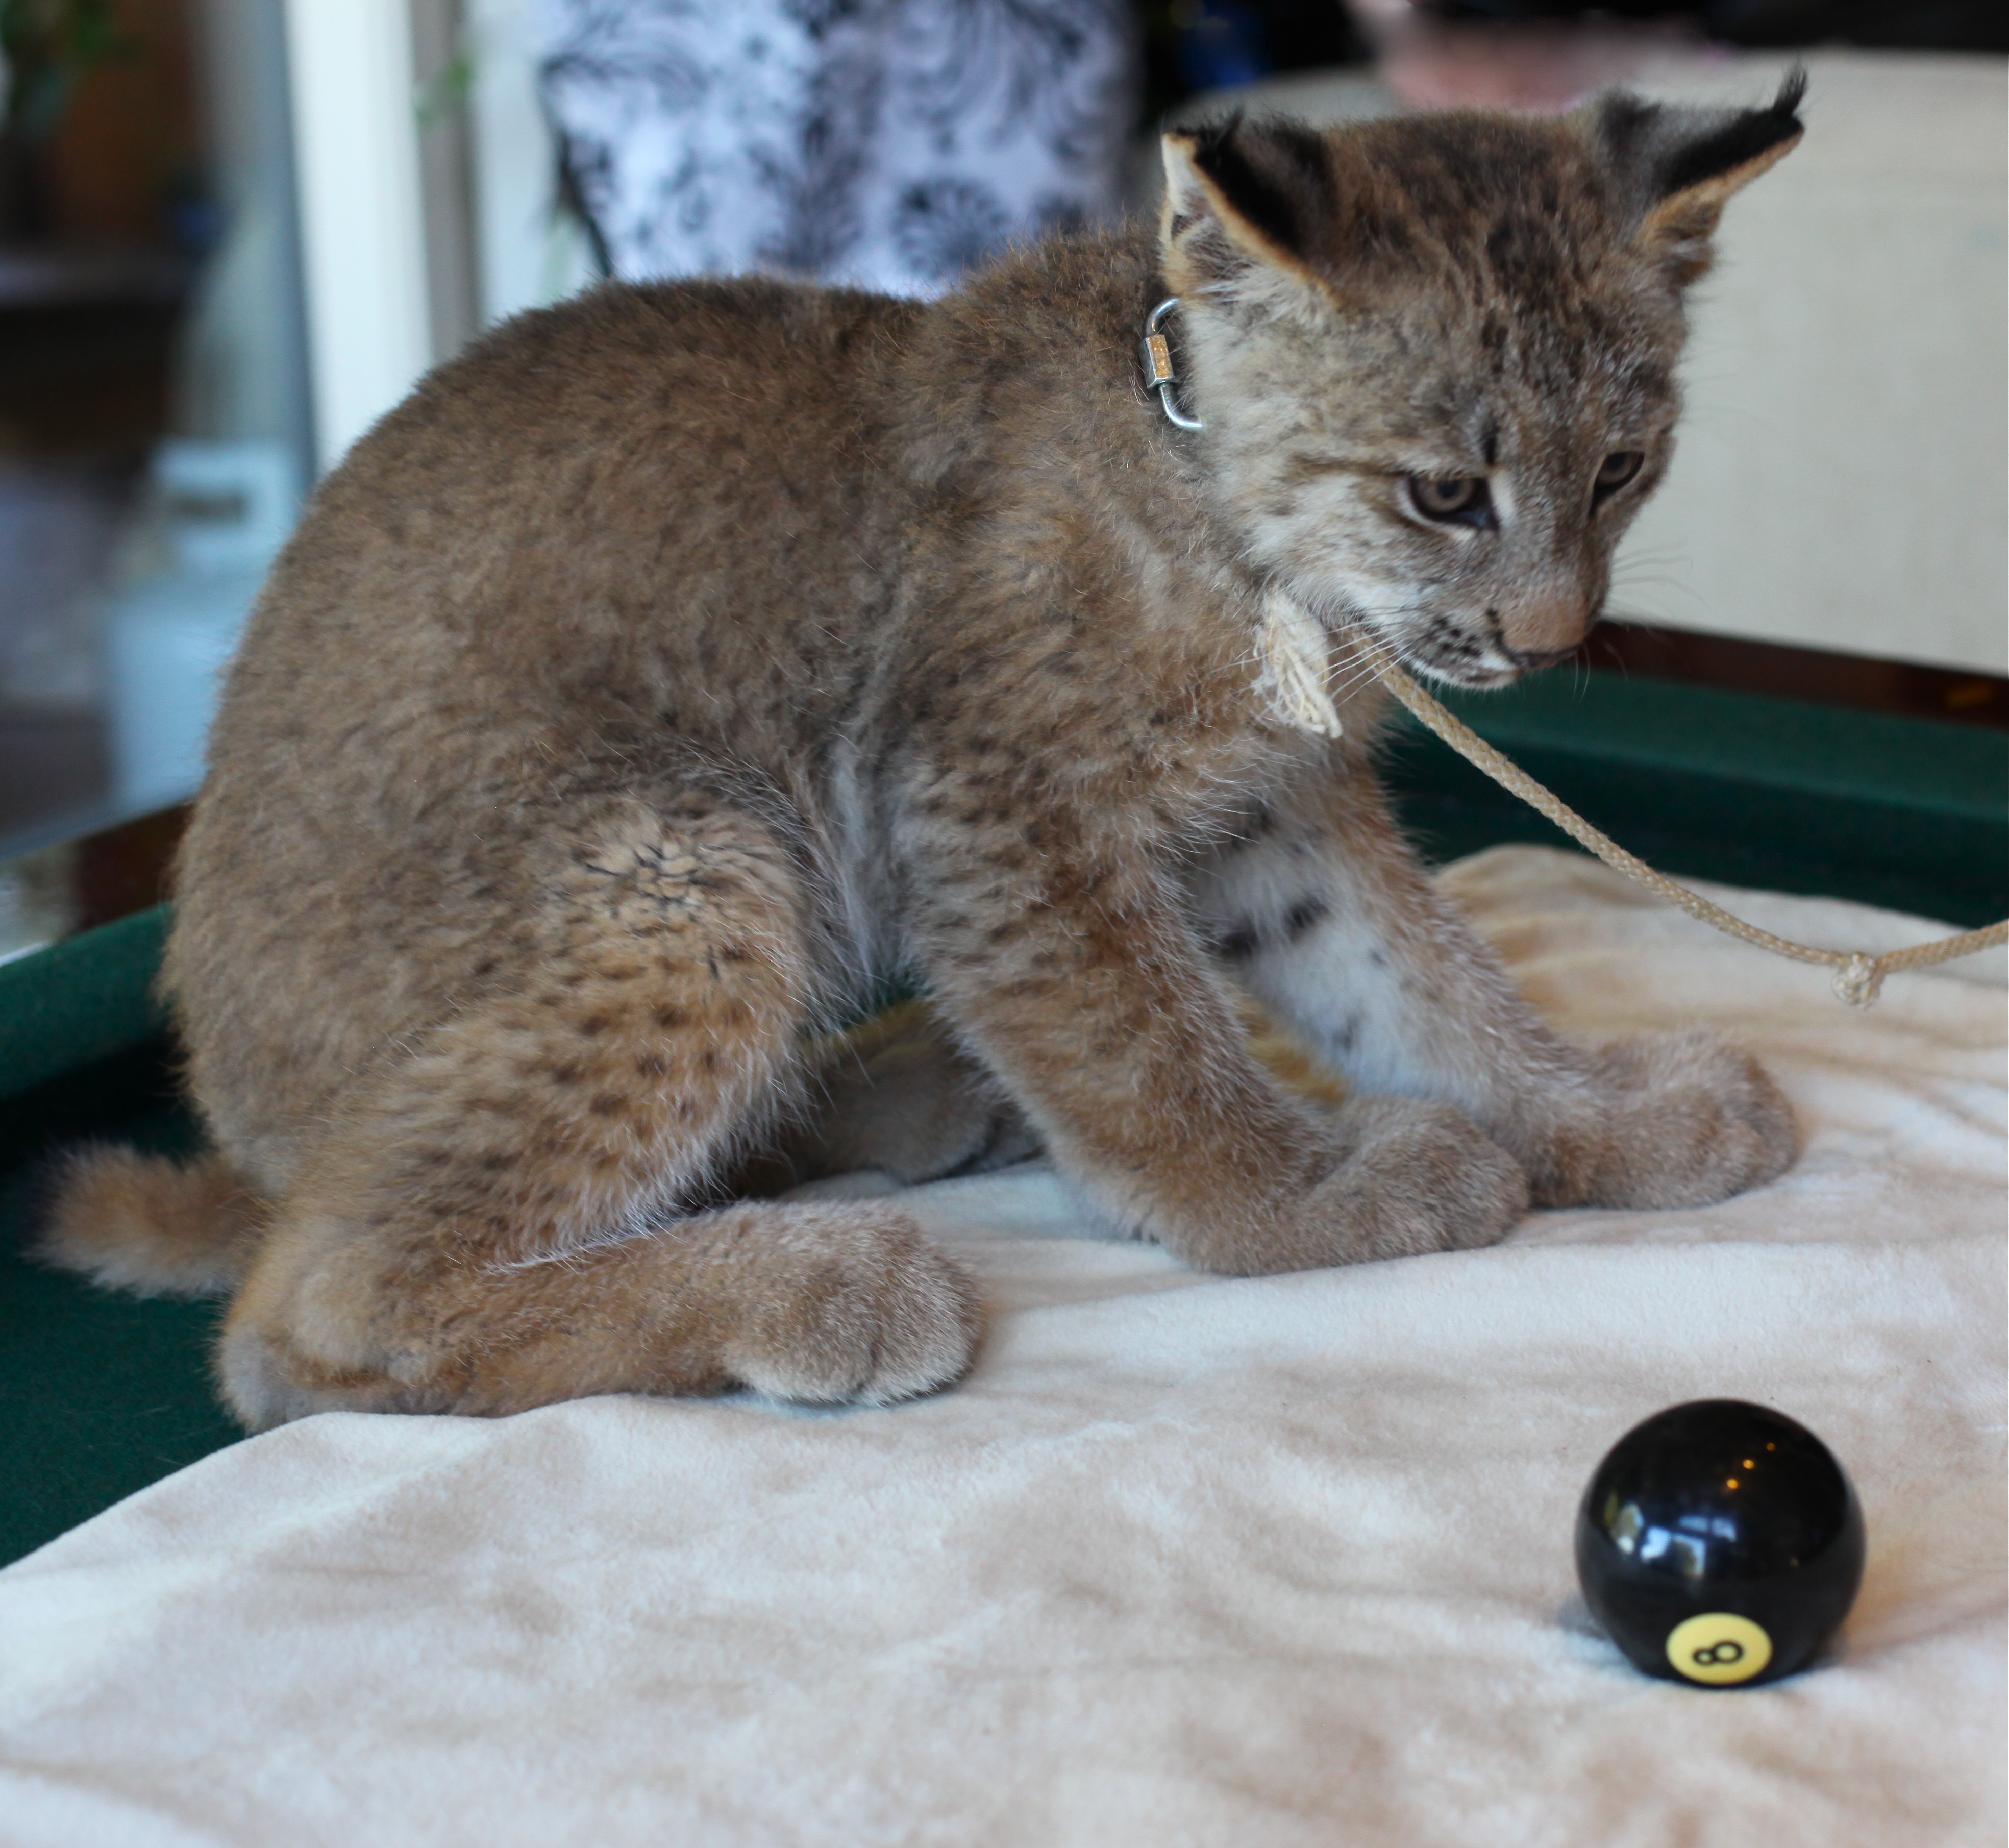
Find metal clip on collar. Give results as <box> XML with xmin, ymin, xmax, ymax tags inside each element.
<box><xmin>1140</xmin><ymin>297</ymin><xmax>1203</xmax><ymax>431</ymax></box>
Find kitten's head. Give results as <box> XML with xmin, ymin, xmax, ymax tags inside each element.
<box><xmin>1158</xmin><ymin>77</ymin><xmax>1804</xmax><ymax>687</ymax></box>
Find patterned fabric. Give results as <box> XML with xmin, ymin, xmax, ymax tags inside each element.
<box><xmin>533</xmin><ymin>0</ymin><xmax>1139</xmax><ymax>297</ymax></box>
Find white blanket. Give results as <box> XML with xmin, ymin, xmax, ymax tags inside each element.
<box><xmin>2</xmin><ymin>847</ymin><xmax>2003</xmax><ymax>1847</ymax></box>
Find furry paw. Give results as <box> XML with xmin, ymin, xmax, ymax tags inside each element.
<box><xmin>793</xmin><ymin>1002</ymin><xmax>1039</xmax><ymax>1185</ymax></box>
<box><xmin>1537</xmin><ymin>1032</ymin><xmax>1797</xmax><ymax>1210</ymax></box>
<box><xmin>720</xmin><ymin>1207</ymin><xmax>983</xmax><ymax>1404</ymax></box>
<box><xmin>1304</xmin><ymin>1096</ymin><xmax>1528</xmax><ymax>1262</ymax></box>
<box><xmin>1207</xmin><ymin>1097</ymin><xmax>1527</xmax><ymax>1275</ymax></box>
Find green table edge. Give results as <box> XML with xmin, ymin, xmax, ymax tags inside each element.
<box><xmin>2</xmin><ymin>906</ymin><xmax>172</xmax><ymax>1104</ymax></box>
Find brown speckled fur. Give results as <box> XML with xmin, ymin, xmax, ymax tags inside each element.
<box><xmin>41</xmin><ymin>89</ymin><xmax>1804</xmax><ymax>1427</ymax></box>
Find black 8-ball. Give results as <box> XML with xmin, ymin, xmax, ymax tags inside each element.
<box><xmin>1575</xmin><ymin>1400</ymin><xmax>1865</xmax><ymax>1688</ymax></box>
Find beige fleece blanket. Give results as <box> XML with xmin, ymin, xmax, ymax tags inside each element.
<box><xmin>1</xmin><ymin>847</ymin><xmax>2002</xmax><ymax>1848</ymax></box>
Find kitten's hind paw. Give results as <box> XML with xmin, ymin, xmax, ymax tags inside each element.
<box><xmin>715</xmin><ymin>1205</ymin><xmax>983</xmax><ymax>1405</ymax></box>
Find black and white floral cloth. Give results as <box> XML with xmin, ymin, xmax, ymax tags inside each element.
<box><xmin>533</xmin><ymin>0</ymin><xmax>1138</xmax><ymax>296</ymax></box>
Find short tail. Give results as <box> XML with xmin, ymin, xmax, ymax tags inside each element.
<box><xmin>37</xmin><ymin>1146</ymin><xmax>265</xmax><ymax>1298</ymax></box>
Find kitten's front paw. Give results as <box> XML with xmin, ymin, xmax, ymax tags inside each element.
<box><xmin>1210</xmin><ymin>1097</ymin><xmax>1527</xmax><ymax>1275</ymax></box>
<box><xmin>1538</xmin><ymin>1032</ymin><xmax>1797</xmax><ymax>1210</ymax></box>
<box><xmin>721</xmin><ymin>1207</ymin><xmax>983</xmax><ymax>1405</ymax></box>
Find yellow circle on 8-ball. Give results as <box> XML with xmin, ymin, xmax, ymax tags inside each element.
<box><xmin>1666</xmin><ymin>1613</ymin><xmax>1773</xmax><ymax>1685</ymax></box>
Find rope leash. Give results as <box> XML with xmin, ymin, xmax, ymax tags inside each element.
<box><xmin>1347</xmin><ymin>629</ymin><xmax>2009</xmax><ymax>1008</ymax></box>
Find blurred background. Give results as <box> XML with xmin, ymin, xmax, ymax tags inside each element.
<box><xmin>0</xmin><ymin>0</ymin><xmax>2003</xmax><ymax>956</ymax></box>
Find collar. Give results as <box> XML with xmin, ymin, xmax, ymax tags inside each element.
<box><xmin>1139</xmin><ymin>297</ymin><xmax>1203</xmax><ymax>430</ymax></box>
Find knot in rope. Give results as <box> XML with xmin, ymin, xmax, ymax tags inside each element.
<box><xmin>1831</xmin><ymin>953</ymin><xmax>1886</xmax><ymax>1010</ymax></box>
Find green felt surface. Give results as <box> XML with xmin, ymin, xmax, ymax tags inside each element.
<box><xmin>0</xmin><ymin>907</ymin><xmax>172</xmax><ymax>1099</ymax></box>
<box><xmin>1399</xmin><ymin>672</ymin><xmax>2008</xmax><ymax>926</ymax></box>
<box><xmin>0</xmin><ymin>670</ymin><xmax>2002</xmax><ymax>1565</ymax></box>
<box><xmin>1</xmin><ymin>1043</ymin><xmax>236</xmax><ymax>1567</ymax></box>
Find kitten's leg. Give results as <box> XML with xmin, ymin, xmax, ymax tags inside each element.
<box><xmin>1185</xmin><ymin>772</ymin><xmax>1796</xmax><ymax>1209</ymax></box>
<box><xmin>217</xmin><ymin>795</ymin><xmax>978</xmax><ymax>1427</ymax></box>
<box><xmin>902</xmin><ymin>806</ymin><xmax>1525</xmax><ymax>1275</ymax></box>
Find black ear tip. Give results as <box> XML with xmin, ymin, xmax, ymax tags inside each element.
<box><xmin>1772</xmin><ymin>65</ymin><xmax>1808</xmax><ymax>127</ymax></box>
<box><xmin>1188</xmin><ymin>109</ymin><xmax>1247</xmax><ymax>163</ymax></box>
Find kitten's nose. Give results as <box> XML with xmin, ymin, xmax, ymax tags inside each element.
<box><xmin>1492</xmin><ymin>590</ymin><xmax>1597</xmax><ymax>660</ymax></box>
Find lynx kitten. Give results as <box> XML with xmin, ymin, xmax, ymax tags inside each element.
<box><xmin>46</xmin><ymin>83</ymin><xmax>1805</xmax><ymax>1424</ymax></box>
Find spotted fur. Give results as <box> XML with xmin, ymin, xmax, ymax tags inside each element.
<box><xmin>39</xmin><ymin>88</ymin><xmax>1803</xmax><ymax>1426</ymax></box>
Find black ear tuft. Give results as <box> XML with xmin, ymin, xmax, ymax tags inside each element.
<box><xmin>1185</xmin><ymin>113</ymin><xmax>1336</xmax><ymax>258</ymax></box>
<box><xmin>1659</xmin><ymin>65</ymin><xmax>1806</xmax><ymax>199</ymax></box>
<box><xmin>1585</xmin><ymin>70</ymin><xmax>1804</xmax><ymax>282</ymax></box>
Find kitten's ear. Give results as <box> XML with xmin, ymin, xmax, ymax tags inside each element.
<box><xmin>1160</xmin><ymin>113</ymin><xmax>1338</xmax><ymax>305</ymax></box>
<box><xmin>1589</xmin><ymin>69</ymin><xmax>1805</xmax><ymax>285</ymax></box>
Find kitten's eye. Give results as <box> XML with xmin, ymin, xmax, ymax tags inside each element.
<box><xmin>1406</xmin><ymin>476</ymin><xmax>1492</xmax><ymax>526</ymax></box>
<box><xmin>1593</xmin><ymin>451</ymin><xmax>1645</xmax><ymax>500</ymax></box>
